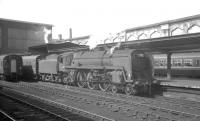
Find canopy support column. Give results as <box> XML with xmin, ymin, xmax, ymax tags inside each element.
<box><xmin>167</xmin><ymin>52</ymin><xmax>172</xmax><ymax>80</ymax></box>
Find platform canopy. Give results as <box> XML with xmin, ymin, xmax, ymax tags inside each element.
<box><xmin>96</xmin><ymin>33</ymin><xmax>200</xmax><ymax>54</ymax></box>
<box><xmin>28</xmin><ymin>42</ymin><xmax>89</xmax><ymax>54</ymax></box>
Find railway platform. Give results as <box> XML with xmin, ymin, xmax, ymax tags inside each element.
<box><xmin>156</xmin><ymin>77</ymin><xmax>200</xmax><ymax>89</ymax></box>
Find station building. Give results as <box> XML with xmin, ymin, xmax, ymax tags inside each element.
<box><xmin>0</xmin><ymin>18</ymin><xmax>53</xmax><ymax>54</ymax></box>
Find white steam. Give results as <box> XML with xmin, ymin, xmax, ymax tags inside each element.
<box><xmin>86</xmin><ymin>35</ymin><xmax>104</xmax><ymax>49</ymax></box>
<box><xmin>43</xmin><ymin>27</ymin><xmax>51</xmax><ymax>43</ymax></box>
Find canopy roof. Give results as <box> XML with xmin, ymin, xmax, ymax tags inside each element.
<box><xmin>28</xmin><ymin>42</ymin><xmax>89</xmax><ymax>54</ymax></box>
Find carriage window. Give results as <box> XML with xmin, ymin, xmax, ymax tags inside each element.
<box><xmin>184</xmin><ymin>59</ymin><xmax>193</xmax><ymax>66</ymax></box>
<box><xmin>154</xmin><ymin>59</ymin><xmax>160</xmax><ymax>66</ymax></box>
<box><xmin>159</xmin><ymin>59</ymin><xmax>167</xmax><ymax>66</ymax></box>
<box><xmin>196</xmin><ymin>60</ymin><xmax>200</xmax><ymax>66</ymax></box>
<box><xmin>173</xmin><ymin>59</ymin><xmax>182</xmax><ymax>66</ymax></box>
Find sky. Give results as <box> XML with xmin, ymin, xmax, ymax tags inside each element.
<box><xmin>0</xmin><ymin>0</ymin><xmax>200</xmax><ymax>44</ymax></box>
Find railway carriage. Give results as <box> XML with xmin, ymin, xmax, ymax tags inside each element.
<box><xmin>0</xmin><ymin>54</ymin><xmax>23</xmax><ymax>81</ymax></box>
<box><xmin>154</xmin><ymin>53</ymin><xmax>200</xmax><ymax>77</ymax></box>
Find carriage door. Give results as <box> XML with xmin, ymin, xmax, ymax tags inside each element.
<box><xmin>11</xmin><ymin>59</ymin><xmax>17</xmax><ymax>73</ymax></box>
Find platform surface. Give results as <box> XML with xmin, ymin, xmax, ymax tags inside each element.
<box><xmin>156</xmin><ymin>77</ymin><xmax>200</xmax><ymax>89</ymax></box>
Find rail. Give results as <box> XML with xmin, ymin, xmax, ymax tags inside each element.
<box><xmin>0</xmin><ymin>109</ymin><xmax>16</xmax><ymax>121</ymax></box>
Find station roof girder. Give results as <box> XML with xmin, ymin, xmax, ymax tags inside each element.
<box><xmin>96</xmin><ymin>33</ymin><xmax>200</xmax><ymax>54</ymax></box>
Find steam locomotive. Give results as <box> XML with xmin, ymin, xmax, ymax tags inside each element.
<box><xmin>21</xmin><ymin>48</ymin><xmax>157</xmax><ymax>95</ymax></box>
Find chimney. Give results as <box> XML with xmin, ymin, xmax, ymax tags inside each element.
<box><xmin>58</xmin><ymin>34</ymin><xmax>62</xmax><ymax>40</ymax></box>
<box><xmin>69</xmin><ymin>28</ymin><xmax>72</xmax><ymax>39</ymax></box>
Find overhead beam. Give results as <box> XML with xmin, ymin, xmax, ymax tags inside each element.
<box><xmin>166</xmin><ymin>53</ymin><xmax>172</xmax><ymax>80</ymax></box>
<box><xmin>125</xmin><ymin>14</ymin><xmax>200</xmax><ymax>42</ymax></box>
<box><xmin>96</xmin><ymin>33</ymin><xmax>200</xmax><ymax>53</ymax></box>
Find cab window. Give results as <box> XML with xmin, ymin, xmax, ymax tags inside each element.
<box><xmin>58</xmin><ymin>56</ymin><xmax>63</xmax><ymax>63</ymax></box>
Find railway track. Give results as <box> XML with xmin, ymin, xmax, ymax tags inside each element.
<box><xmin>37</xmin><ymin>81</ymin><xmax>200</xmax><ymax>113</ymax></box>
<box><xmin>0</xmin><ymin>109</ymin><xmax>15</xmax><ymax>121</ymax></box>
<box><xmin>0</xmin><ymin>84</ymin><xmax>114</xmax><ymax>121</ymax></box>
<box><xmin>0</xmin><ymin>91</ymin><xmax>73</xmax><ymax>121</ymax></box>
<box><xmin>2</xmin><ymin>81</ymin><xmax>200</xmax><ymax>121</ymax></box>
<box><xmin>33</xmin><ymin>82</ymin><xmax>200</xmax><ymax>121</ymax></box>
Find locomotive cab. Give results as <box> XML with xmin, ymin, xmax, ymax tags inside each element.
<box><xmin>57</xmin><ymin>52</ymin><xmax>74</xmax><ymax>84</ymax></box>
<box><xmin>58</xmin><ymin>52</ymin><xmax>74</xmax><ymax>72</ymax></box>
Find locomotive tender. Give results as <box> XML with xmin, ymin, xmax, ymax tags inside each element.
<box><xmin>0</xmin><ymin>54</ymin><xmax>23</xmax><ymax>81</ymax></box>
<box><xmin>22</xmin><ymin>48</ymin><xmax>156</xmax><ymax>95</ymax></box>
<box><xmin>22</xmin><ymin>55</ymin><xmax>40</xmax><ymax>80</ymax></box>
